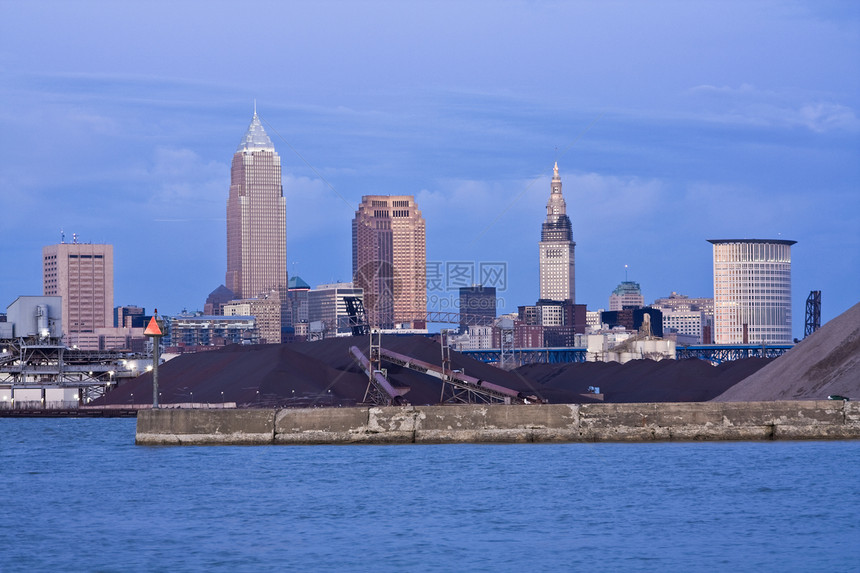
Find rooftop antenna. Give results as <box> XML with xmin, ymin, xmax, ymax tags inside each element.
<box><xmin>72</xmin><ymin>232</ymin><xmax>78</xmax><ymax>244</ymax></box>
<box><xmin>624</xmin><ymin>264</ymin><xmax>629</xmax><ymax>282</ymax></box>
<box><xmin>60</xmin><ymin>229</ymin><xmax>65</xmax><ymax>244</ymax></box>
<box><xmin>254</xmin><ymin>98</ymin><xmax>257</xmax><ymax>115</ymax></box>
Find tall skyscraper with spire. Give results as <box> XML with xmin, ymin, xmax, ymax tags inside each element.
<box><xmin>539</xmin><ymin>162</ymin><xmax>576</xmax><ymax>302</ymax></box>
<box><xmin>226</xmin><ymin>107</ymin><xmax>287</xmax><ymax>301</ymax></box>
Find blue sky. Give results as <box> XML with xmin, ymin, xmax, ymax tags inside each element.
<box><xmin>1</xmin><ymin>0</ymin><xmax>858</xmax><ymax>337</ymax></box>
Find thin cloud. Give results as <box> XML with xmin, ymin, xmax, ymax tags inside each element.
<box><xmin>685</xmin><ymin>83</ymin><xmax>860</xmax><ymax>132</ymax></box>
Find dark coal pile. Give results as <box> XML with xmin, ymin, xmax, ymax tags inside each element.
<box><xmin>95</xmin><ymin>332</ymin><xmax>775</xmax><ymax>407</ymax></box>
<box><xmin>95</xmin><ymin>344</ymin><xmax>370</xmax><ymax>408</ymax></box>
<box><xmin>715</xmin><ymin>302</ymin><xmax>860</xmax><ymax>402</ymax></box>
<box><xmin>95</xmin><ymin>334</ymin><xmax>562</xmax><ymax>407</ymax></box>
<box><xmin>514</xmin><ymin>357</ymin><xmax>771</xmax><ymax>403</ymax></box>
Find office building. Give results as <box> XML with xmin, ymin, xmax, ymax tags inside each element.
<box><xmin>459</xmin><ymin>286</ymin><xmax>496</xmax><ymax>330</ymax></box>
<box><xmin>609</xmin><ymin>281</ymin><xmax>644</xmax><ymax>311</ymax></box>
<box><xmin>223</xmin><ymin>290</ymin><xmax>282</xmax><ymax>344</ymax></box>
<box><xmin>661</xmin><ymin>308</ymin><xmax>706</xmax><ymax>344</ymax></box>
<box><xmin>352</xmin><ymin>195</ymin><xmax>426</xmax><ymax>329</ymax></box>
<box><xmin>651</xmin><ymin>292</ymin><xmax>714</xmax><ymax>317</ymax></box>
<box><xmin>651</xmin><ymin>293</ymin><xmax>714</xmax><ymax>344</ymax></box>
<box><xmin>709</xmin><ymin>238</ymin><xmax>795</xmax><ymax>344</ymax></box>
<box><xmin>518</xmin><ymin>305</ymin><xmax>539</xmax><ymax>326</ymax></box>
<box><xmin>539</xmin><ymin>163</ymin><xmax>575</xmax><ymax>303</ymax></box>
<box><xmin>586</xmin><ymin>309</ymin><xmax>603</xmax><ymax>331</ymax></box>
<box><xmin>226</xmin><ymin>108</ymin><xmax>287</xmax><ymax>300</ymax></box>
<box><xmin>307</xmin><ymin>282</ymin><xmax>365</xmax><ymax>337</ymax></box>
<box><xmin>287</xmin><ymin>275</ymin><xmax>311</xmax><ymax>325</ymax></box>
<box><xmin>450</xmin><ymin>325</ymin><xmax>495</xmax><ymax>351</ymax></box>
<box><xmin>537</xmin><ymin>300</ymin><xmax>565</xmax><ymax>327</ymax></box>
<box><xmin>519</xmin><ymin>300</ymin><xmax>586</xmax><ymax>338</ymax></box>
<box><xmin>114</xmin><ymin>305</ymin><xmax>146</xmax><ymax>328</ymax></box>
<box><xmin>43</xmin><ymin>242</ymin><xmax>113</xmax><ymax>339</ymax></box>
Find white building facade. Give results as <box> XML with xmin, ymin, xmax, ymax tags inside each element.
<box><xmin>661</xmin><ymin>308</ymin><xmax>705</xmax><ymax>343</ymax></box>
<box><xmin>709</xmin><ymin>238</ymin><xmax>795</xmax><ymax>344</ymax></box>
<box><xmin>651</xmin><ymin>292</ymin><xmax>714</xmax><ymax>344</ymax></box>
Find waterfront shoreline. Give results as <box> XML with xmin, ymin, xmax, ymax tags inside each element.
<box><xmin>0</xmin><ymin>408</ymin><xmax>138</xmax><ymax>418</ymax></box>
<box><xmin>135</xmin><ymin>400</ymin><xmax>860</xmax><ymax>445</ymax></box>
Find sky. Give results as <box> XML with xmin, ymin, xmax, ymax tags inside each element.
<box><xmin>1</xmin><ymin>0</ymin><xmax>858</xmax><ymax>338</ymax></box>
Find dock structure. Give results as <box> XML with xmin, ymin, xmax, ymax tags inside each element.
<box><xmin>136</xmin><ymin>400</ymin><xmax>860</xmax><ymax>446</ymax></box>
<box><xmin>1</xmin><ymin>337</ymin><xmax>142</xmax><ymax>410</ymax></box>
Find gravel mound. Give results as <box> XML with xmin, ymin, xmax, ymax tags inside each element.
<box><xmin>714</xmin><ymin>302</ymin><xmax>860</xmax><ymax>401</ymax></box>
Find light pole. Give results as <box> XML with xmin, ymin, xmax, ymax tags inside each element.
<box><xmin>144</xmin><ymin>310</ymin><xmax>165</xmax><ymax>409</ymax></box>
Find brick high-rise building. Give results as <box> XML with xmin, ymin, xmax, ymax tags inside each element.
<box><xmin>226</xmin><ymin>108</ymin><xmax>287</xmax><ymax>300</ymax></box>
<box><xmin>709</xmin><ymin>238</ymin><xmax>795</xmax><ymax>344</ymax></box>
<box><xmin>352</xmin><ymin>195</ymin><xmax>426</xmax><ymax>329</ymax></box>
<box><xmin>539</xmin><ymin>162</ymin><xmax>576</xmax><ymax>303</ymax></box>
<box><xmin>43</xmin><ymin>241</ymin><xmax>114</xmax><ymax>338</ymax></box>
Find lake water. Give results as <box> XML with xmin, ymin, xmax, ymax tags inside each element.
<box><xmin>1</xmin><ymin>418</ymin><xmax>858</xmax><ymax>572</ymax></box>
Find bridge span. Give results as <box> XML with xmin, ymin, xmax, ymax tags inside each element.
<box><xmin>461</xmin><ymin>344</ymin><xmax>792</xmax><ymax>365</ymax></box>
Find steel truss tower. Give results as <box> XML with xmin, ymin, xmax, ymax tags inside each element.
<box><xmin>804</xmin><ymin>290</ymin><xmax>821</xmax><ymax>338</ymax></box>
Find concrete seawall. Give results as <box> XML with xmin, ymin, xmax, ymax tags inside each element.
<box><xmin>135</xmin><ymin>400</ymin><xmax>860</xmax><ymax>445</ymax></box>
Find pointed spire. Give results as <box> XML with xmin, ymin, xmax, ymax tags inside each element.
<box><xmin>545</xmin><ymin>160</ymin><xmax>566</xmax><ymax>219</ymax></box>
<box><xmin>236</xmin><ymin>106</ymin><xmax>275</xmax><ymax>153</ymax></box>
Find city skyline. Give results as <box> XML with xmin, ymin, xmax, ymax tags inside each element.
<box><xmin>1</xmin><ymin>1</ymin><xmax>858</xmax><ymax>338</ymax></box>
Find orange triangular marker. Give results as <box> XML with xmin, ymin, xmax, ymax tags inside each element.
<box><xmin>144</xmin><ymin>316</ymin><xmax>163</xmax><ymax>336</ymax></box>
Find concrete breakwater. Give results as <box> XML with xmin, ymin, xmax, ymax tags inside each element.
<box><xmin>135</xmin><ymin>400</ymin><xmax>860</xmax><ymax>445</ymax></box>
